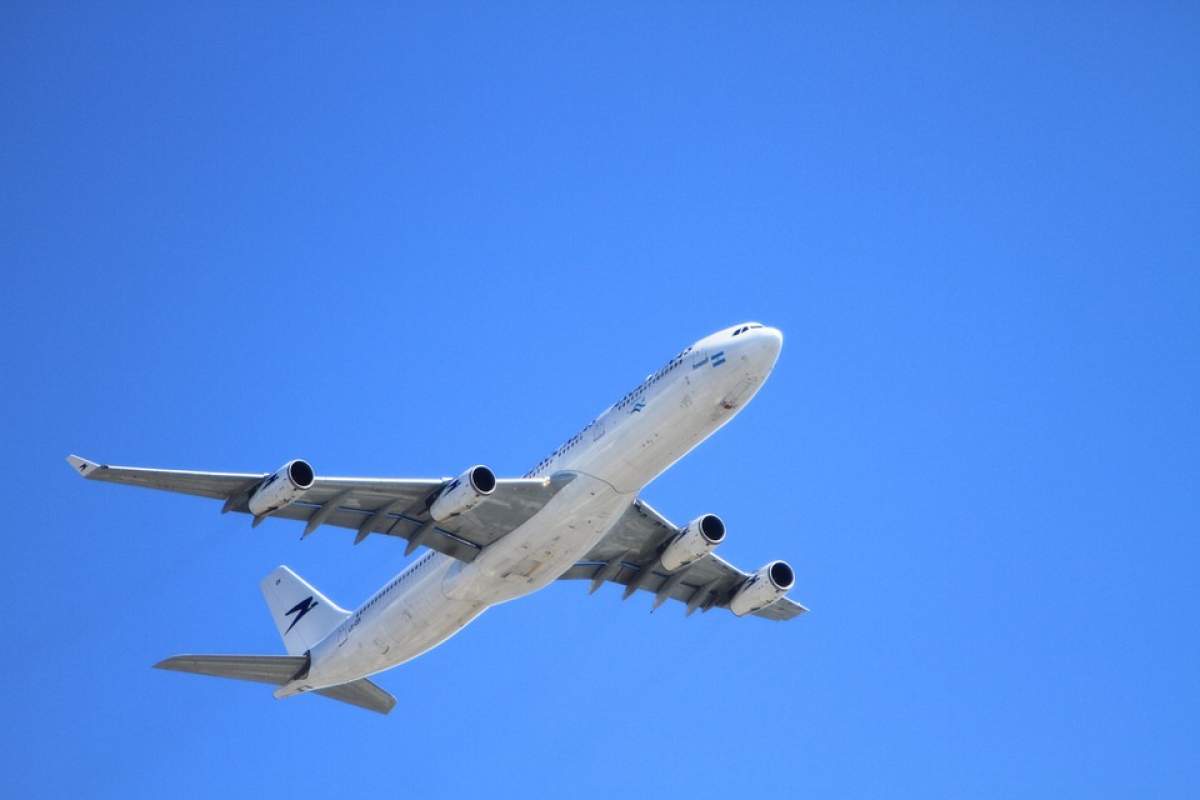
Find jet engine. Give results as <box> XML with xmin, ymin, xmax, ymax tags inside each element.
<box><xmin>660</xmin><ymin>514</ymin><xmax>725</xmax><ymax>571</ymax></box>
<box><xmin>729</xmin><ymin>560</ymin><xmax>795</xmax><ymax>616</ymax></box>
<box><xmin>429</xmin><ymin>465</ymin><xmax>497</xmax><ymax>522</ymax></box>
<box><xmin>248</xmin><ymin>459</ymin><xmax>315</xmax><ymax>516</ymax></box>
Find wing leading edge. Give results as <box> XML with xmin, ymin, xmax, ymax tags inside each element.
<box><xmin>558</xmin><ymin>499</ymin><xmax>807</xmax><ymax>621</ymax></box>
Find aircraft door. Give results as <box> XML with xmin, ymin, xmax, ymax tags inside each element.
<box><xmin>337</xmin><ymin>614</ymin><xmax>354</xmax><ymax>648</ymax></box>
<box><xmin>688</xmin><ymin>346</ymin><xmax>709</xmax><ymax>383</ymax></box>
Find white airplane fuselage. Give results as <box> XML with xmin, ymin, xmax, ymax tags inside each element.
<box><xmin>284</xmin><ymin>324</ymin><xmax>783</xmax><ymax>695</ymax></box>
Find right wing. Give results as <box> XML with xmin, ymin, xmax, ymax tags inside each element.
<box><xmin>557</xmin><ymin>498</ymin><xmax>807</xmax><ymax>620</ymax></box>
<box><xmin>67</xmin><ymin>455</ymin><xmax>573</xmax><ymax>563</ymax></box>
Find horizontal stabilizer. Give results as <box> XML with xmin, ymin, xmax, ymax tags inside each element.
<box><xmin>315</xmin><ymin>678</ymin><xmax>397</xmax><ymax>715</ymax></box>
<box><xmin>155</xmin><ymin>654</ymin><xmax>396</xmax><ymax>715</ymax></box>
<box><xmin>154</xmin><ymin>654</ymin><xmax>308</xmax><ymax>686</ymax></box>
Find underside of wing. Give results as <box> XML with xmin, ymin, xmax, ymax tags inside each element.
<box><xmin>67</xmin><ymin>455</ymin><xmax>260</xmax><ymax>499</ymax></box>
<box><xmin>558</xmin><ymin>498</ymin><xmax>807</xmax><ymax>620</ymax></box>
<box><xmin>68</xmin><ymin>455</ymin><xmax>573</xmax><ymax>563</ymax></box>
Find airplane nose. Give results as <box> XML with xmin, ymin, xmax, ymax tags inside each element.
<box><xmin>729</xmin><ymin>326</ymin><xmax>782</xmax><ymax>372</ymax></box>
<box><xmin>754</xmin><ymin>326</ymin><xmax>783</xmax><ymax>367</ymax></box>
<box><xmin>761</xmin><ymin>326</ymin><xmax>783</xmax><ymax>355</ymax></box>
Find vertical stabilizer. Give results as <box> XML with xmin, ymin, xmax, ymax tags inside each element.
<box><xmin>260</xmin><ymin>566</ymin><xmax>350</xmax><ymax>655</ymax></box>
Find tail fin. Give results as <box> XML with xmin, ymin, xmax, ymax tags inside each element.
<box><xmin>260</xmin><ymin>566</ymin><xmax>350</xmax><ymax>655</ymax></box>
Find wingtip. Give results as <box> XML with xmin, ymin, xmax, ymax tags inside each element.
<box><xmin>66</xmin><ymin>454</ymin><xmax>101</xmax><ymax>478</ymax></box>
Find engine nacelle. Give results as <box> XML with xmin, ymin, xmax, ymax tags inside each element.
<box><xmin>247</xmin><ymin>459</ymin><xmax>315</xmax><ymax>516</ymax></box>
<box><xmin>429</xmin><ymin>465</ymin><xmax>497</xmax><ymax>522</ymax></box>
<box><xmin>660</xmin><ymin>514</ymin><xmax>725</xmax><ymax>571</ymax></box>
<box><xmin>729</xmin><ymin>560</ymin><xmax>795</xmax><ymax>616</ymax></box>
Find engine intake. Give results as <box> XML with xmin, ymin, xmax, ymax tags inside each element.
<box><xmin>660</xmin><ymin>514</ymin><xmax>725</xmax><ymax>572</ymax></box>
<box><xmin>248</xmin><ymin>459</ymin><xmax>315</xmax><ymax>516</ymax></box>
<box><xmin>729</xmin><ymin>560</ymin><xmax>795</xmax><ymax>616</ymax></box>
<box><xmin>429</xmin><ymin>465</ymin><xmax>497</xmax><ymax>522</ymax></box>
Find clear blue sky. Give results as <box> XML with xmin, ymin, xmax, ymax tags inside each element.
<box><xmin>2</xmin><ymin>3</ymin><xmax>1196</xmax><ymax>798</ymax></box>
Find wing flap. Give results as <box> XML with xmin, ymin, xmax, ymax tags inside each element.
<box><xmin>268</xmin><ymin>503</ymin><xmax>486</xmax><ymax>561</ymax></box>
<box><xmin>560</xmin><ymin>553</ymin><xmax>749</xmax><ymax>610</ymax></box>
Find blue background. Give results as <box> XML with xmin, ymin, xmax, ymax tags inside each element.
<box><xmin>2</xmin><ymin>3</ymin><xmax>1197</xmax><ymax>797</ymax></box>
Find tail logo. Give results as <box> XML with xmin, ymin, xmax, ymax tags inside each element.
<box><xmin>284</xmin><ymin>596</ymin><xmax>319</xmax><ymax>634</ymax></box>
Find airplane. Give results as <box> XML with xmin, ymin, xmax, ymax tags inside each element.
<box><xmin>68</xmin><ymin>322</ymin><xmax>806</xmax><ymax>714</ymax></box>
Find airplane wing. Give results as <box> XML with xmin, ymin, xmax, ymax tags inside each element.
<box><xmin>67</xmin><ymin>455</ymin><xmax>573</xmax><ymax>563</ymax></box>
<box><xmin>557</xmin><ymin>498</ymin><xmax>807</xmax><ymax>620</ymax></box>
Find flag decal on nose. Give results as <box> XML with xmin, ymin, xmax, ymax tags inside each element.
<box><xmin>711</xmin><ymin>350</ymin><xmax>726</xmax><ymax>367</ymax></box>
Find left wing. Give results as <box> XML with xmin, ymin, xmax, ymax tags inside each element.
<box><xmin>67</xmin><ymin>455</ymin><xmax>572</xmax><ymax>563</ymax></box>
<box><xmin>557</xmin><ymin>499</ymin><xmax>807</xmax><ymax>621</ymax></box>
